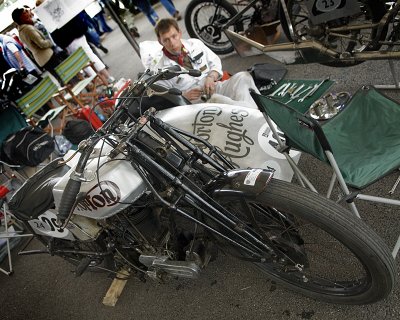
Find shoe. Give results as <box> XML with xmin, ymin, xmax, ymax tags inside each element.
<box><xmin>99</xmin><ymin>45</ymin><xmax>109</xmax><ymax>54</ymax></box>
<box><xmin>108</xmin><ymin>76</ymin><xmax>116</xmax><ymax>84</ymax></box>
<box><xmin>130</xmin><ymin>27</ymin><xmax>140</xmax><ymax>38</ymax></box>
<box><xmin>173</xmin><ymin>11</ymin><xmax>182</xmax><ymax>21</ymax></box>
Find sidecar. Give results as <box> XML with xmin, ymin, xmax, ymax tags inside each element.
<box><xmin>156</xmin><ymin>103</ymin><xmax>300</xmax><ymax>182</ymax></box>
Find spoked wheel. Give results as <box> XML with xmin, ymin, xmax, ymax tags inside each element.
<box><xmin>185</xmin><ymin>0</ymin><xmax>243</xmax><ymax>54</ymax></box>
<box><xmin>281</xmin><ymin>0</ymin><xmax>387</xmax><ymax>67</ymax></box>
<box><xmin>212</xmin><ymin>178</ymin><xmax>396</xmax><ymax>304</ymax></box>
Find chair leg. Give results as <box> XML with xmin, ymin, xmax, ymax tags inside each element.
<box><xmin>54</xmin><ymin>95</ymin><xmax>79</xmax><ymax>116</ymax></box>
<box><xmin>326</xmin><ymin>172</ymin><xmax>337</xmax><ymax>199</ymax></box>
<box><xmin>392</xmin><ymin>235</ymin><xmax>400</xmax><ymax>258</ymax></box>
<box><xmin>66</xmin><ymin>88</ymin><xmax>86</xmax><ymax>109</ymax></box>
<box><xmin>325</xmin><ymin>151</ymin><xmax>361</xmax><ymax>218</ymax></box>
<box><xmin>262</xmin><ymin>113</ymin><xmax>318</xmax><ymax>192</ymax></box>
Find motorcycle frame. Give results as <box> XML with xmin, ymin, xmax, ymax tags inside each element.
<box><xmin>98</xmin><ymin>109</ymin><xmax>278</xmax><ymax>261</ymax></box>
<box><xmin>222</xmin><ymin>0</ymin><xmax>400</xmax><ymax>64</ymax></box>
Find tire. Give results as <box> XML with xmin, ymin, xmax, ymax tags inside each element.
<box><xmin>184</xmin><ymin>0</ymin><xmax>243</xmax><ymax>55</ymax></box>
<box><xmin>213</xmin><ymin>178</ymin><xmax>396</xmax><ymax>304</ymax></box>
<box><xmin>280</xmin><ymin>0</ymin><xmax>387</xmax><ymax>67</ymax></box>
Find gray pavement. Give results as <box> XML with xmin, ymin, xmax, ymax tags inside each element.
<box><xmin>1</xmin><ymin>0</ymin><xmax>400</xmax><ymax>319</ymax></box>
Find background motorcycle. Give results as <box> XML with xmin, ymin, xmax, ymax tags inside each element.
<box><xmin>8</xmin><ymin>67</ymin><xmax>396</xmax><ymax>305</ymax></box>
<box><xmin>185</xmin><ymin>0</ymin><xmax>395</xmax><ymax>67</ymax></box>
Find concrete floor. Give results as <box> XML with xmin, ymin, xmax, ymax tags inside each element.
<box><xmin>1</xmin><ymin>0</ymin><xmax>400</xmax><ymax>319</ymax></box>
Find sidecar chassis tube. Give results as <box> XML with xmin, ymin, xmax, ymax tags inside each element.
<box><xmin>131</xmin><ymin>161</ymin><xmax>267</xmax><ymax>260</ymax></box>
<box><xmin>129</xmin><ymin>144</ymin><xmax>275</xmax><ymax>258</ymax></box>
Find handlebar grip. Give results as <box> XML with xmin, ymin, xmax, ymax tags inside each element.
<box><xmin>188</xmin><ymin>69</ymin><xmax>201</xmax><ymax>77</ymax></box>
<box><xmin>58</xmin><ymin>178</ymin><xmax>82</xmax><ymax>222</ymax></box>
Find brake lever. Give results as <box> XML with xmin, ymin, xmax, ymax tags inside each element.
<box><xmin>146</xmin><ymin>86</ymin><xmax>169</xmax><ymax>97</ymax></box>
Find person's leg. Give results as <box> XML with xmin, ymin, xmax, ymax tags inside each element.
<box><xmin>136</xmin><ymin>0</ymin><xmax>159</xmax><ymax>26</ymax></box>
<box><xmin>207</xmin><ymin>93</ymin><xmax>251</xmax><ymax>108</ymax></box>
<box><xmin>42</xmin><ymin>52</ymin><xmax>64</xmax><ymax>85</ymax></box>
<box><xmin>215</xmin><ymin>71</ymin><xmax>260</xmax><ymax>109</ymax></box>
<box><xmin>159</xmin><ymin>0</ymin><xmax>176</xmax><ymax>16</ymax></box>
<box><xmin>94</xmin><ymin>12</ymin><xmax>113</xmax><ymax>33</ymax></box>
<box><xmin>160</xmin><ymin>0</ymin><xmax>181</xmax><ymax>20</ymax></box>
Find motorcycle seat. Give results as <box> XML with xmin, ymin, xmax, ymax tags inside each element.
<box><xmin>8</xmin><ymin>158</ymin><xmax>70</xmax><ymax>221</ymax></box>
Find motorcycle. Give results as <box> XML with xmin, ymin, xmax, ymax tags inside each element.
<box><xmin>8</xmin><ymin>67</ymin><xmax>396</xmax><ymax>305</ymax></box>
<box><xmin>185</xmin><ymin>0</ymin><xmax>397</xmax><ymax>67</ymax></box>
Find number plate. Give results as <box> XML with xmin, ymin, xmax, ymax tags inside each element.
<box><xmin>305</xmin><ymin>0</ymin><xmax>361</xmax><ymax>25</ymax></box>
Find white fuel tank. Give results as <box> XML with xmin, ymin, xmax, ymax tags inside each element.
<box><xmin>53</xmin><ymin>141</ymin><xmax>147</xmax><ymax>220</ymax></box>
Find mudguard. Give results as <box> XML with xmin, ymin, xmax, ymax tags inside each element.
<box><xmin>209</xmin><ymin>168</ymin><xmax>274</xmax><ymax>197</ymax></box>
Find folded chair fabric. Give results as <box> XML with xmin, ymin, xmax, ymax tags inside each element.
<box><xmin>252</xmin><ymin>86</ymin><xmax>400</xmax><ymax>189</ymax></box>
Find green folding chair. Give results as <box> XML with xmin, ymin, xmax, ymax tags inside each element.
<box><xmin>15</xmin><ymin>76</ymin><xmax>67</xmax><ymax>134</ymax></box>
<box><xmin>251</xmin><ymin>86</ymin><xmax>400</xmax><ymax>258</ymax></box>
<box><xmin>54</xmin><ymin>47</ymin><xmax>108</xmax><ymax>110</ymax></box>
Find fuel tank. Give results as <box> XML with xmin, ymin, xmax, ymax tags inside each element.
<box><xmin>53</xmin><ymin>141</ymin><xmax>147</xmax><ymax>220</ymax></box>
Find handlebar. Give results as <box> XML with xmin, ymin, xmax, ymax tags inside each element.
<box><xmin>57</xmin><ymin>66</ymin><xmax>201</xmax><ymax>225</ymax></box>
<box><xmin>57</xmin><ymin>139</ymin><xmax>94</xmax><ymax>225</ymax></box>
<box><xmin>133</xmin><ymin>66</ymin><xmax>202</xmax><ymax>96</ymax></box>
<box><xmin>57</xmin><ymin>106</ymin><xmax>158</xmax><ymax>226</ymax></box>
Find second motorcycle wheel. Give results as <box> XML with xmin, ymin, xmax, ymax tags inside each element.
<box><xmin>184</xmin><ymin>0</ymin><xmax>244</xmax><ymax>55</ymax></box>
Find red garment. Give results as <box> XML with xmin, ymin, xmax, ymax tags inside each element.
<box><xmin>12</xmin><ymin>35</ymin><xmax>25</xmax><ymax>49</ymax></box>
<box><xmin>162</xmin><ymin>45</ymin><xmax>192</xmax><ymax>69</ymax></box>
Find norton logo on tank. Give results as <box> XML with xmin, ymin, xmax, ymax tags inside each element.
<box><xmin>76</xmin><ymin>181</ymin><xmax>121</xmax><ymax>212</ymax></box>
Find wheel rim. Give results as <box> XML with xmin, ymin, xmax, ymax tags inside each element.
<box><xmin>189</xmin><ymin>3</ymin><xmax>236</xmax><ymax>52</ymax></box>
<box><xmin>219</xmin><ymin>198</ymin><xmax>372</xmax><ymax>297</ymax></box>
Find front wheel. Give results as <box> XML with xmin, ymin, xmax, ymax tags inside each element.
<box><xmin>184</xmin><ymin>0</ymin><xmax>243</xmax><ymax>55</ymax></box>
<box><xmin>213</xmin><ymin>178</ymin><xmax>396</xmax><ymax>304</ymax></box>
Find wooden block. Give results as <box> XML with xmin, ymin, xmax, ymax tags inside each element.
<box><xmin>102</xmin><ymin>269</ymin><xmax>130</xmax><ymax>307</ymax></box>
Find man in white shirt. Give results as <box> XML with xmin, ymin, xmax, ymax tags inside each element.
<box><xmin>153</xmin><ymin>18</ymin><xmax>260</xmax><ymax>109</ymax></box>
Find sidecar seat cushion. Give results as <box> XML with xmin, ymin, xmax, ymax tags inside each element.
<box><xmin>8</xmin><ymin>158</ymin><xmax>70</xmax><ymax>221</ymax></box>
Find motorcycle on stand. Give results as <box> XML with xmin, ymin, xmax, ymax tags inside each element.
<box><xmin>185</xmin><ymin>0</ymin><xmax>399</xmax><ymax>67</ymax></box>
<box><xmin>8</xmin><ymin>67</ymin><xmax>396</xmax><ymax>305</ymax></box>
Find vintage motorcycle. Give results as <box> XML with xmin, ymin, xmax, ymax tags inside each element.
<box><xmin>8</xmin><ymin>67</ymin><xmax>396</xmax><ymax>304</ymax></box>
<box><xmin>185</xmin><ymin>0</ymin><xmax>397</xmax><ymax>67</ymax></box>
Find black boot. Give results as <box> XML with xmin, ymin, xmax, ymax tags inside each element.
<box><xmin>98</xmin><ymin>45</ymin><xmax>109</xmax><ymax>54</ymax></box>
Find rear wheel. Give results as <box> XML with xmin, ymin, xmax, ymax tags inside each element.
<box><xmin>184</xmin><ymin>0</ymin><xmax>243</xmax><ymax>54</ymax></box>
<box><xmin>280</xmin><ymin>0</ymin><xmax>387</xmax><ymax>67</ymax></box>
<box><xmin>213</xmin><ymin>178</ymin><xmax>396</xmax><ymax>304</ymax></box>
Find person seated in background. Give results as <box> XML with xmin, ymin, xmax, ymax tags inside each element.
<box><xmin>11</xmin><ymin>8</ymin><xmax>64</xmax><ymax>84</ymax></box>
<box><xmin>153</xmin><ymin>18</ymin><xmax>260</xmax><ymax>109</ymax></box>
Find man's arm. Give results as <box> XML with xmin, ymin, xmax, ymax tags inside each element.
<box><xmin>13</xmin><ymin>51</ymin><xmax>25</xmax><ymax>69</ymax></box>
<box><xmin>6</xmin><ymin>43</ymin><xmax>25</xmax><ymax>69</ymax></box>
<box><xmin>28</xmin><ymin>27</ymin><xmax>52</xmax><ymax>49</ymax></box>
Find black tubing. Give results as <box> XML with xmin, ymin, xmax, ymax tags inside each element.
<box><xmin>58</xmin><ymin>178</ymin><xmax>82</xmax><ymax>222</ymax></box>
